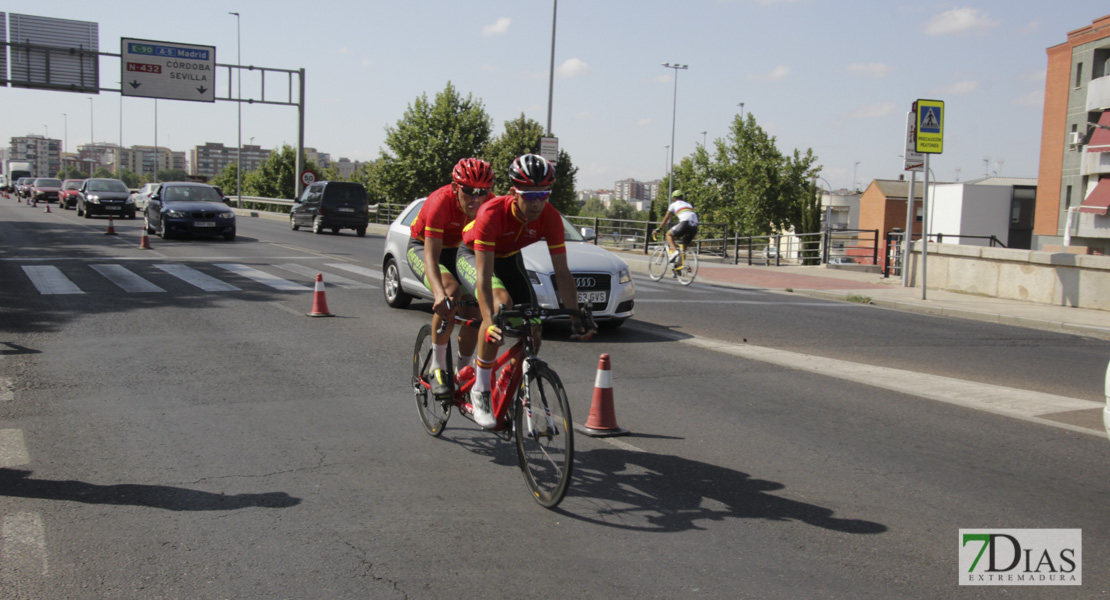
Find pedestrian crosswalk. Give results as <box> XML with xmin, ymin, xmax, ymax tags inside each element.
<box><xmin>14</xmin><ymin>261</ymin><xmax>739</xmax><ymax>299</ymax></box>
<box><xmin>15</xmin><ymin>262</ymin><xmax>384</xmax><ymax>296</ymax></box>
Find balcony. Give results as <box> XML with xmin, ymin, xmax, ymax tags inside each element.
<box><xmin>1081</xmin><ymin>149</ymin><xmax>1110</xmax><ymax>176</ymax></box>
<box><xmin>1086</xmin><ymin>75</ymin><xmax>1110</xmax><ymax>111</ymax></box>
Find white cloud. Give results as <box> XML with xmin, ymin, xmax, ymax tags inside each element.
<box><xmin>1017</xmin><ymin>20</ymin><xmax>1040</xmax><ymax>34</ymax></box>
<box><xmin>749</xmin><ymin>65</ymin><xmax>790</xmax><ymax>81</ymax></box>
<box><xmin>1013</xmin><ymin>91</ymin><xmax>1044</xmax><ymax>108</ymax></box>
<box><xmin>556</xmin><ymin>58</ymin><xmax>590</xmax><ymax>78</ymax></box>
<box><xmin>843</xmin><ymin>102</ymin><xmax>896</xmax><ymax>120</ymax></box>
<box><xmin>336</xmin><ymin>47</ymin><xmax>350</xmax><ymax>55</ymax></box>
<box><xmin>924</xmin><ymin>8</ymin><xmax>998</xmax><ymax>35</ymax></box>
<box><xmin>361</xmin><ymin>59</ymin><xmax>373</xmax><ymax>68</ymax></box>
<box><xmin>846</xmin><ymin>63</ymin><xmax>893</xmax><ymax>78</ymax></box>
<box><xmin>481</xmin><ymin>65</ymin><xmax>500</xmax><ymax>74</ymax></box>
<box><xmin>653</xmin><ymin>74</ymin><xmax>672</xmax><ymax>84</ymax></box>
<box><xmin>636</xmin><ymin>118</ymin><xmax>652</xmax><ymax>127</ymax></box>
<box><xmin>482</xmin><ymin>17</ymin><xmax>511</xmax><ymax>36</ymax></box>
<box><xmin>574</xmin><ymin>110</ymin><xmax>598</xmax><ymax>120</ymax></box>
<box><xmin>934</xmin><ymin>80</ymin><xmax>979</xmax><ymax>95</ymax></box>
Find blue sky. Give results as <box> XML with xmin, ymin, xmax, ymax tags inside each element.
<box><xmin>3</xmin><ymin>1</ymin><xmax>1107</xmax><ymax>192</ymax></box>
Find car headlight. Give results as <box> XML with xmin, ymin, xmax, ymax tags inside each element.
<box><xmin>217</xmin><ymin>212</ymin><xmax>235</xmax><ymax>220</ymax></box>
<box><xmin>86</xmin><ymin>195</ymin><xmax>100</xmax><ymax>204</ymax></box>
<box><xmin>166</xmin><ymin>209</ymin><xmax>188</xmax><ymax>218</ymax></box>
<box><xmin>618</xmin><ymin>267</ymin><xmax>631</xmax><ymax>284</ymax></box>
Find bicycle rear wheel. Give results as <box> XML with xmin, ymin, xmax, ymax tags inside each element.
<box><xmin>676</xmin><ymin>249</ymin><xmax>699</xmax><ymax>286</ymax></box>
<box><xmin>413</xmin><ymin>324</ymin><xmax>451</xmax><ymax>437</ymax></box>
<box><xmin>515</xmin><ymin>361</ymin><xmax>574</xmax><ymax>508</ymax></box>
<box><xmin>648</xmin><ymin>246</ymin><xmax>668</xmax><ymax>281</ymax></box>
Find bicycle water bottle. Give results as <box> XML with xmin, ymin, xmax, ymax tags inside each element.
<box><xmin>455</xmin><ymin>366</ymin><xmax>475</xmax><ymax>387</ymax></box>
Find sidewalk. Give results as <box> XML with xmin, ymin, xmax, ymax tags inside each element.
<box><xmin>616</xmin><ymin>250</ymin><xmax>1110</xmax><ymax>340</ymax></box>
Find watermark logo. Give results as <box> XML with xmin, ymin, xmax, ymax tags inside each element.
<box><xmin>960</xmin><ymin>529</ymin><xmax>1081</xmax><ymax>586</ymax></box>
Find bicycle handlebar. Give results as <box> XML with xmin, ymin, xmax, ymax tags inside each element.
<box><xmin>494</xmin><ymin>304</ymin><xmax>595</xmax><ymax>335</ymax></box>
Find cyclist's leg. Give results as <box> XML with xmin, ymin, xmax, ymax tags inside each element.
<box><xmin>409</xmin><ymin>239</ymin><xmax>456</xmax><ymax>392</ymax></box>
<box><xmin>457</xmin><ymin>248</ymin><xmax>513</xmax><ymax>407</ymax></box>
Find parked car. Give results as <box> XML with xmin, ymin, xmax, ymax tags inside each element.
<box><xmin>828</xmin><ymin>256</ymin><xmax>856</xmax><ymax>265</ymax></box>
<box><xmin>763</xmin><ymin>245</ymin><xmax>779</xmax><ymax>260</ymax></box>
<box><xmin>77</xmin><ymin>178</ymin><xmax>136</xmax><ymax>219</ymax></box>
<box><xmin>59</xmin><ymin>179</ymin><xmax>84</xmax><ymax>209</ymax></box>
<box><xmin>290</xmin><ymin>181</ymin><xmax>369</xmax><ymax>236</ymax></box>
<box><xmin>382</xmin><ymin>197</ymin><xmax>635</xmax><ymax>328</ymax></box>
<box><xmin>132</xmin><ymin>182</ymin><xmax>159</xmax><ymax>211</ymax></box>
<box><xmin>29</xmin><ymin>178</ymin><xmax>63</xmax><ymax>203</ymax></box>
<box><xmin>144</xmin><ymin>182</ymin><xmax>236</xmax><ymax>241</ymax></box>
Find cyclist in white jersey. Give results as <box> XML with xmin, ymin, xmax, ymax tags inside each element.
<box><xmin>656</xmin><ymin>190</ymin><xmax>699</xmax><ymax>263</ymax></box>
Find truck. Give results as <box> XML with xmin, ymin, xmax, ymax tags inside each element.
<box><xmin>3</xmin><ymin>161</ymin><xmax>33</xmax><ymax>193</ymax></box>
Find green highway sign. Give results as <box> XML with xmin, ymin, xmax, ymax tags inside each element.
<box><xmin>915</xmin><ymin>99</ymin><xmax>944</xmax><ymax>154</ymax></box>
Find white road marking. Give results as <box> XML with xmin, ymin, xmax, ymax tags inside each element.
<box><xmin>214</xmin><ymin>264</ymin><xmax>311</xmax><ymax>291</ymax></box>
<box><xmin>90</xmin><ymin>265</ymin><xmax>165</xmax><ymax>293</ymax></box>
<box><xmin>2</xmin><ymin>512</ymin><xmax>49</xmax><ymax>577</ymax></box>
<box><xmin>0</xmin><ymin>429</ymin><xmax>30</xmax><ymax>467</ymax></box>
<box><xmin>153</xmin><ymin>264</ymin><xmax>241</xmax><ymax>292</ymax></box>
<box><xmin>631</xmin><ymin>324</ymin><xmax>1104</xmax><ymax>437</ymax></box>
<box><xmin>275</xmin><ymin>263</ymin><xmax>375</xmax><ymax>289</ymax></box>
<box><xmin>20</xmin><ymin>266</ymin><xmax>83</xmax><ymax>295</ymax></box>
<box><xmin>634</xmin><ymin>299</ymin><xmax>854</xmax><ymax>305</ymax></box>
<box><xmin>324</xmin><ymin>263</ymin><xmax>383</xmax><ymax>281</ymax></box>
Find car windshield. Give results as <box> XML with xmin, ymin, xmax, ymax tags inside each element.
<box><xmin>63</xmin><ymin>181</ymin><xmax>82</xmax><ymax>190</ymax></box>
<box><xmin>162</xmin><ymin>185</ymin><xmax>222</xmax><ymax>203</ymax></box>
<box><xmin>35</xmin><ymin>179</ymin><xmax>62</xmax><ymax>187</ymax></box>
<box><xmin>87</xmin><ymin>180</ymin><xmax>129</xmax><ymax>193</ymax></box>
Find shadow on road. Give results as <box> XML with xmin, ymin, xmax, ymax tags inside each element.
<box><xmin>0</xmin><ymin>468</ymin><xmax>301</xmax><ymax>511</ymax></box>
<box><xmin>562</xmin><ymin>448</ymin><xmax>888</xmax><ymax>535</ymax></box>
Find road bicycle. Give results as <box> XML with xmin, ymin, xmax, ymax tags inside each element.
<box><xmin>647</xmin><ymin>230</ymin><xmax>699</xmax><ymax>285</ymax></box>
<box><xmin>412</xmin><ymin>303</ymin><xmax>594</xmax><ymax>508</ymax></box>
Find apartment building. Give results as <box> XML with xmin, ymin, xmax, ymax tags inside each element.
<box><xmin>10</xmin><ymin>135</ymin><xmax>61</xmax><ymax>177</ymax></box>
<box><xmin>190</xmin><ymin>142</ymin><xmax>269</xmax><ymax>179</ymax></box>
<box><xmin>1036</xmin><ymin>13</ymin><xmax>1110</xmax><ymax>253</ymax></box>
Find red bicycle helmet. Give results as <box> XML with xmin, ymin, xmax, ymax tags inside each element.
<box><xmin>452</xmin><ymin>158</ymin><xmax>494</xmax><ymax>188</ymax></box>
<box><xmin>508</xmin><ymin>154</ymin><xmax>555</xmax><ymax>187</ymax></box>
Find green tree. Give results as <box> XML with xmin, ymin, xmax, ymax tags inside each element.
<box><xmin>92</xmin><ymin>167</ymin><xmax>114</xmax><ymax>179</ymax></box>
<box><xmin>243</xmin><ymin>144</ymin><xmax>319</xmax><ymax>199</ymax></box>
<box><xmin>579</xmin><ymin>196</ymin><xmax>607</xmax><ymax>217</ymax></box>
<box><xmin>209</xmin><ymin>163</ymin><xmax>241</xmax><ymax>196</ymax></box>
<box><xmin>58</xmin><ymin>165</ymin><xmax>88</xmax><ymax>180</ymax></box>
<box><xmin>354</xmin><ymin>159</ymin><xmax>388</xmax><ymax>205</ymax></box>
<box><xmin>157</xmin><ymin>168</ymin><xmax>190</xmax><ymax>182</ymax></box>
<box><xmin>117</xmin><ymin>168</ymin><xmax>143</xmax><ymax>188</ymax></box>
<box><xmin>376</xmin><ymin>81</ymin><xmax>493</xmax><ymax>203</ymax></box>
<box><xmin>484</xmin><ymin>114</ymin><xmax>579</xmax><ymax>215</ymax></box>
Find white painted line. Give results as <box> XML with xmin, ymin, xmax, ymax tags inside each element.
<box><xmin>2</xmin><ymin>512</ymin><xmax>49</xmax><ymax>577</ymax></box>
<box><xmin>90</xmin><ymin>265</ymin><xmax>165</xmax><ymax>293</ymax></box>
<box><xmin>0</xmin><ymin>429</ymin><xmax>30</xmax><ymax>467</ymax></box>
<box><xmin>634</xmin><ymin>299</ymin><xmax>853</xmax><ymax>306</ymax></box>
<box><xmin>214</xmin><ymin>264</ymin><xmax>311</xmax><ymax>291</ymax></box>
<box><xmin>275</xmin><ymin>264</ymin><xmax>374</xmax><ymax>289</ymax></box>
<box><xmin>20</xmin><ymin>266</ymin><xmax>83</xmax><ymax>295</ymax></box>
<box><xmin>153</xmin><ymin>264</ymin><xmax>241</xmax><ymax>292</ymax></box>
<box><xmin>632</xmin><ymin>324</ymin><xmax>1104</xmax><ymax>437</ymax></box>
<box><xmin>324</xmin><ymin>263</ymin><xmax>383</xmax><ymax>281</ymax></box>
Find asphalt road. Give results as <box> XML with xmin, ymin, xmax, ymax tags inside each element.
<box><xmin>1</xmin><ymin>201</ymin><xmax>1109</xmax><ymax>599</ymax></box>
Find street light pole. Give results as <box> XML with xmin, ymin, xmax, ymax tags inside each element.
<box><xmin>230</xmin><ymin>11</ymin><xmax>242</xmax><ymax>205</ymax></box>
<box><xmin>116</xmin><ymin>80</ymin><xmax>123</xmax><ymax>177</ymax></box>
<box><xmin>62</xmin><ymin>113</ymin><xmax>67</xmax><ymax>177</ymax></box>
<box><xmin>661</xmin><ymin>62</ymin><xmax>688</xmax><ymax>202</ymax></box>
<box><xmin>738</xmin><ymin>102</ymin><xmax>744</xmax><ymax>120</ymax></box>
<box><xmin>701</xmin><ymin>131</ymin><xmax>707</xmax><ymax>148</ymax></box>
<box><xmin>853</xmin><ymin>161</ymin><xmax>861</xmax><ymax>192</ymax></box>
<box><xmin>88</xmin><ymin>97</ymin><xmax>94</xmax><ymax>176</ymax></box>
<box><xmin>545</xmin><ymin>0</ymin><xmax>557</xmax><ymax>137</ymax></box>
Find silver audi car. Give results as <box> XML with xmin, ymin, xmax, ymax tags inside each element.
<box><xmin>382</xmin><ymin>198</ymin><xmax>635</xmax><ymax>328</ymax></box>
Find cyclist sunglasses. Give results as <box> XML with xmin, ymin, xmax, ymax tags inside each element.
<box><xmin>513</xmin><ymin>189</ymin><xmax>552</xmax><ymax>202</ymax></box>
<box><xmin>458</xmin><ymin>186</ymin><xmax>490</xmax><ymax>197</ymax></box>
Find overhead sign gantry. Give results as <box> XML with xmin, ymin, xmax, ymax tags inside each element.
<box><xmin>121</xmin><ymin>38</ymin><xmax>216</xmax><ymax>102</ymax></box>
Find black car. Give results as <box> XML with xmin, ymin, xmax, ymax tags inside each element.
<box><xmin>76</xmin><ymin>178</ymin><xmax>136</xmax><ymax>219</ymax></box>
<box><xmin>290</xmin><ymin>181</ymin><xmax>369</xmax><ymax>236</ymax></box>
<box><xmin>144</xmin><ymin>182</ymin><xmax>236</xmax><ymax>241</ymax></box>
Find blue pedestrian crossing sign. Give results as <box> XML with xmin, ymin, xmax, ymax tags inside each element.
<box><xmin>915</xmin><ymin>99</ymin><xmax>944</xmax><ymax>154</ymax></box>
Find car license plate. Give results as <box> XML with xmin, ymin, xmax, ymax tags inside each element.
<box><xmin>194</xmin><ymin>221</ymin><xmax>216</xmax><ymax>227</ymax></box>
<box><xmin>106</xmin><ymin>206</ymin><xmax>121</xmax><ymax>211</ymax></box>
<box><xmin>578</xmin><ymin>291</ymin><xmax>607</xmax><ymax>304</ymax></box>
<box><xmin>338</xmin><ymin>207</ymin><xmax>355</xmax><ymax>213</ymax></box>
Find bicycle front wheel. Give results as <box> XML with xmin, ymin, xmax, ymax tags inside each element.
<box><xmin>413</xmin><ymin>324</ymin><xmax>451</xmax><ymax>437</ymax></box>
<box><xmin>648</xmin><ymin>246</ymin><xmax>668</xmax><ymax>281</ymax></box>
<box><xmin>515</xmin><ymin>362</ymin><xmax>574</xmax><ymax>508</ymax></box>
<box><xmin>676</xmin><ymin>249</ymin><xmax>699</xmax><ymax>286</ymax></box>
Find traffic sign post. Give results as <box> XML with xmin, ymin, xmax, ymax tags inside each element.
<box><xmin>540</xmin><ymin>137</ymin><xmax>559</xmax><ymax>164</ymax></box>
<box><xmin>300</xmin><ymin>170</ymin><xmax>317</xmax><ymax>187</ymax></box>
<box><xmin>121</xmin><ymin>38</ymin><xmax>216</xmax><ymax>102</ymax></box>
<box><xmin>914</xmin><ymin>99</ymin><xmax>944</xmax><ymax>154</ymax></box>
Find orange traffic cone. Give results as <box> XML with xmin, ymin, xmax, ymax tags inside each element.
<box><xmin>138</xmin><ymin>228</ymin><xmax>152</xmax><ymax>249</ymax></box>
<box><xmin>306</xmin><ymin>273</ymin><xmax>334</xmax><ymax>317</ymax></box>
<box><xmin>579</xmin><ymin>353</ymin><xmax>629</xmax><ymax>437</ymax></box>
<box><xmin>104</xmin><ymin>216</ymin><xmax>117</xmax><ymax>235</ymax></box>
<box><xmin>43</xmin><ymin>202</ymin><xmax>52</xmax><ymax>213</ymax></box>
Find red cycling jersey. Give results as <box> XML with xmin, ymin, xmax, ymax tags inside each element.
<box><xmin>462</xmin><ymin>194</ymin><xmax>566</xmax><ymax>257</ymax></box>
<box><xmin>410</xmin><ymin>184</ymin><xmax>468</xmax><ymax>248</ymax></box>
